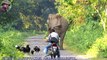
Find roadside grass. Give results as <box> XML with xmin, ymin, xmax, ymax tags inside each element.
<box><xmin>0</xmin><ymin>28</ymin><xmax>41</xmax><ymax>60</ymax></box>
<box><xmin>64</xmin><ymin>21</ymin><xmax>107</xmax><ymax>58</ymax></box>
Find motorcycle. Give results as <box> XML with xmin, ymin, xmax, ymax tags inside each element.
<box><xmin>48</xmin><ymin>43</ymin><xmax>60</xmax><ymax>59</ymax></box>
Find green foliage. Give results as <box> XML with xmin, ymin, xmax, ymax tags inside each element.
<box><xmin>0</xmin><ymin>27</ymin><xmax>29</xmax><ymax>59</ymax></box>
<box><xmin>56</xmin><ymin>0</ymin><xmax>107</xmax><ymax>58</ymax></box>
<box><xmin>64</xmin><ymin>0</ymin><xmax>77</xmax><ymax>5</ymax></box>
<box><xmin>86</xmin><ymin>34</ymin><xmax>107</xmax><ymax>58</ymax></box>
<box><xmin>0</xmin><ymin>0</ymin><xmax>57</xmax><ymax>31</ymax></box>
<box><xmin>56</xmin><ymin>0</ymin><xmax>87</xmax><ymax>28</ymax></box>
<box><xmin>56</xmin><ymin>0</ymin><xmax>107</xmax><ymax>31</ymax></box>
<box><xmin>64</xmin><ymin>21</ymin><xmax>103</xmax><ymax>53</ymax></box>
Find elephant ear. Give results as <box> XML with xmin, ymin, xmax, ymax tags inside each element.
<box><xmin>56</xmin><ymin>14</ymin><xmax>62</xmax><ymax>28</ymax></box>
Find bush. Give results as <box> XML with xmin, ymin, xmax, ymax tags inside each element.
<box><xmin>0</xmin><ymin>28</ymin><xmax>28</xmax><ymax>59</ymax></box>
<box><xmin>64</xmin><ymin>21</ymin><xmax>103</xmax><ymax>54</ymax></box>
<box><xmin>86</xmin><ymin>34</ymin><xmax>107</xmax><ymax>58</ymax></box>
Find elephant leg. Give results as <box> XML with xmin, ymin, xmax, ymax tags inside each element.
<box><xmin>59</xmin><ymin>39</ymin><xmax>63</xmax><ymax>50</ymax></box>
<box><xmin>59</xmin><ymin>32</ymin><xmax>65</xmax><ymax>50</ymax></box>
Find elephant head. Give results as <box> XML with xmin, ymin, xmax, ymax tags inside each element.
<box><xmin>47</xmin><ymin>14</ymin><xmax>68</xmax><ymax>49</ymax></box>
<box><xmin>47</xmin><ymin>14</ymin><xmax>61</xmax><ymax>28</ymax></box>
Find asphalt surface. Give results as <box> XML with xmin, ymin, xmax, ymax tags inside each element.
<box><xmin>24</xmin><ymin>35</ymin><xmax>90</xmax><ymax>60</ymax></box>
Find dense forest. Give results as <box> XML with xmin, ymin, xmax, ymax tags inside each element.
<box><xmin>0</xmin><ymin>0</ymin><xmax>57</xmax><ymax>59</ymax></box>
<box><xmin>0</xmin><ymin>0</ymin><xmax>57</xmax><ymax>31</ymax></box>
<box><xmin>0</xmin><ymin>0</ymin><xmax>107</xmax><ymax>59</ymax></box>
<box><xmin>56</xmin><ymin>0</ymin><xmax>107</xmax><ymax>58</ymax></box>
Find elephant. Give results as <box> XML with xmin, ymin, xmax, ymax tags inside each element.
<box><xmin>47</xmin><ymin>14</ymin><xmax>68</xmax><ymax>50</ymax></box>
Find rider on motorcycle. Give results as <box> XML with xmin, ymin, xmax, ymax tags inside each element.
<box><xmin>44</xmin><ymin>29</ymin><xmax>60</xmax><ymax>56</ymax></box>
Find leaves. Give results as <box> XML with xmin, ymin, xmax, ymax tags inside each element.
<box><xmin>56</xmin><ymin>0</ymin><xmax>107</xmax><ymax>58</ymax></box>
<box><xmin>0</xmin><ymin>29</ymin><xmax>28</xmax><ymax>59</ymax></box>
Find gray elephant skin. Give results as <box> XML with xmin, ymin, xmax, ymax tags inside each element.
<box><xmin>47</xmin><ymin>14</ymin><xmax>68</xmax><ymax>50</ymax></box>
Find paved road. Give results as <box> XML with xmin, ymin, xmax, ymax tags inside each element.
<box><xmin>25</xmin><ymin>35</ymin><xmax>90</xmax><ymax>60</ymax></box>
